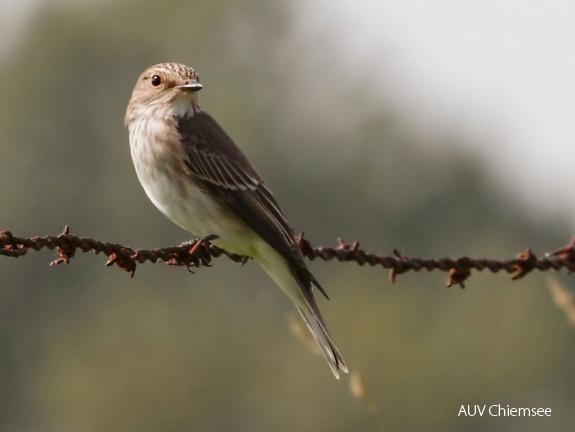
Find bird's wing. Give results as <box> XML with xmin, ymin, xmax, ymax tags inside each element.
<box><xmin>176</xmin><ymin>111</ymin><xmax>327</xmax><ymax>297</ymax></box>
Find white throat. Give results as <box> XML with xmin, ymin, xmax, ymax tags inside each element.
<box><xmin>171</xmin><ymin>93</ymin><xmax>200</xmax><ymax>118</ymax></box>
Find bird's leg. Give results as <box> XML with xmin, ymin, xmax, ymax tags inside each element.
<box><xmin>180</xmin><ymin>234</ymin><xmax>219</xmax><ymax>249</ymax></box>
<box><xmin>181</xmin><ymin>235</ymin><xmax>219</xmax><ymax>273</ymax></box>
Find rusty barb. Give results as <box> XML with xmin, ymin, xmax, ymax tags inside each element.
<box><xmin>1</xmin><ymin>226</ymin><xmax>575</xmax><ymax>288</ymax></box>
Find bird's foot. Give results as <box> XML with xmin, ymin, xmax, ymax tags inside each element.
<box><xmin>181</xmin><ymin>235</ymin><xmax>219</xmax><ymax>273</ymax></box>
<box><xmin>180</xmin><ymin>234</ymin><xmax>219</xmax><ymax>248</ymax></box>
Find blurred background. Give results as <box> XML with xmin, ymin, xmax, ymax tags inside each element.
<box><xmin>1</xmin><ymin>0</ymin><xmax>575</xmax><ymax>430</ymax></box>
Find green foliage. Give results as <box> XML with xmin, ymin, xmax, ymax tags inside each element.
<box><xmin>0</xmin><ymin>0</ymin><xmax>573</xmax><ymax>430</ymax></box>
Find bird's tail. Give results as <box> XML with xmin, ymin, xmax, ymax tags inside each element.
<box><xmin>289</xmin><ymin>267</ymin><xmax>347</xmax><ymax>379</ymax></box>
<box><xmin>255</xmin><ymin>246</ymin><xmax>347</xmax><ymax>378</ymax></box>
<box><xmin>296</xmin><ymin>302</ymin><xmax>348</xmax><ymax>379</ymax></box>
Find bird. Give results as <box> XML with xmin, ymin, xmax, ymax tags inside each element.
<box><xmin>125</xmin><ymin>62</ymin><xmax>347</xmax><ymax>378</ymax></box>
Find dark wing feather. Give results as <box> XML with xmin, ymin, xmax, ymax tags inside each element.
<box><xmin>176</xmin><ymin>111</ymin><xmax>327</xmax><ymax>298</ymax></box>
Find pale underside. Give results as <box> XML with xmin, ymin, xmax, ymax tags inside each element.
<box><xmin>125</xmin><ymin>88</ymin><xmax>347</xmax><ymax>377</ymax></box>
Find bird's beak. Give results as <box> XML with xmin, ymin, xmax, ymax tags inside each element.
<box><xmin>176</xmin><ymin>82</ymin><xmax>203</xmax><ymax>92</ymax></box>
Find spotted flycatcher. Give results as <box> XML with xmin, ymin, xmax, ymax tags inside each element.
<box><xmin>125</xmin><ymin>63</ymin><xmax>347</xmax><ymax>378</ymax></box>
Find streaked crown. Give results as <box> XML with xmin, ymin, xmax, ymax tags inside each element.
<box><xmin>125</xmin><ymin>62</ymin><xmax>201</xmax><ymax>125</ymax></box>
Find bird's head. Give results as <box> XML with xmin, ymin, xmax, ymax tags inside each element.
<box><xmin>125</xmin><ymin>63</ymin><xmax>202</xmax><ymax>125</ymax></box>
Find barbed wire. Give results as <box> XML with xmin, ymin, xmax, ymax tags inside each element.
<box><xmin>1</xmin><ymin>226</ymin><xmax>575</xmax><ymax>287</ymax></box>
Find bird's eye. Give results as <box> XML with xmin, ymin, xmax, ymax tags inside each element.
<box><xmin>150</xmin><ymin>75</ymin><xmax>162</xmax><ymax>87</ymax></box>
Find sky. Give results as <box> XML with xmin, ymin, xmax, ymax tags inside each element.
<box><xmin>3</xmin><ymin>0</ymin><xmax>575</xmax><ymax>223</ymax></box>
<box><xmin>294</xmin><ymin>0</ymin><xmax>575</xmax><ymax>222</ymax></box>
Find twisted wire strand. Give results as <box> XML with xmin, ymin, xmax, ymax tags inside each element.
<box><xmin>1</xmin><ymin>226</ymin><xmax>574</xmax><ymax>287</ymax></box>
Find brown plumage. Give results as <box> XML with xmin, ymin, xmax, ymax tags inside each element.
<box><xmin>125</xmin><ymin>63</ymin><xmax>347</xmax><ymax>378</ymax></box>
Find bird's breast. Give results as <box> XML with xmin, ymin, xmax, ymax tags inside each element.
<box><xmin>128</xmin><ymin>118</ymin><xmax>257</xmax><ymax>255</ymax></box>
